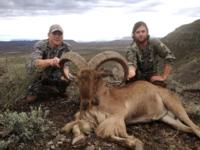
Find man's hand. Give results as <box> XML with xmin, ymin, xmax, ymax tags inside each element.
<box><xmin>128</xmin><ymin>66</ymin><xmax>136</xmax><ymax>79</ymax></box>
<box><xmin>49</xmin><ymin>57</ymin><xmax>60</xmax><ymax>67</ymax></box>
<box><xmin>35</xmin><ymin>57</ymin><xmax>60</xmax><ymax>68</ymax></box>
<box><xmin>150</xmin><ymin>64</ymin><xmax>172</xmax><ymax>82</ymax></box>
<box><xmin>150</xmin><ymin>75</ymin><xmax>165</xmax><ymax>82</ymax></box>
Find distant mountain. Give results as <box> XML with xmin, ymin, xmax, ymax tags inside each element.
<box><xmin>0</xmin><ymin>38</ymin><xmax>132</xmax><ymax>53</ymax></box>
<box><xmin>64</xmin><ymin>40</ymin><xmax>79</xmax><ymax>46</ymax></box>
<box><xmin>72</xmin><ymin>39</ymin><xmax>131</xmax><ymax>51</ymax></box>
<box><xmin>0</xmin><ymin>40</ymin><xmax>78</xmax><ymax>53</ymax></box>
<box><xmin>0</xmin><ymin>41</ymin><xmax>34</xmax><ymax>53</ymax></box>
<box><xmin>120</xmin><ymin>36</ymin><xmax>132</xmax><ymax>40</ymax></box>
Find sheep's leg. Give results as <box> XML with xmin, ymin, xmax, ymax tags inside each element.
<box><xmin>61</xmin><ymin>112</ymin><xmax>81</xmax><ymax>134</ymax></box>
<box><xmin>60</xmin><ymin>120</ymin><xmax>78</xmax><ymax>133</ymax></box>
<box><xmin>160</xmin><ymin>88</ymin><xmax>200</xmax><ymax>138</ymax></box>
<box><xmin>72</xmin><ymin>124</ymin><xmax>85</xmax><ymax>145</ymax></box>
<box><xmin>60</xmin><ymin>119</ymin><xmax>86</xmax><ymax>145</ymax></box>
<box><xmin>110</xmin><ymin>135</ymin><xmax>143</xmax><ymax>150</ymax></box>
<box><xmin>161</xmin><ymin>112</ymin><xmax>192</xmax><ymax>133</ymax></box>
<box><xmin>96</xmin><ymin>116</ymin><xmax>143</xmax><ymax>149</ymax></box>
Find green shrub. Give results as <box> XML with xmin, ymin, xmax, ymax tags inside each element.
<box><xmin>0</xmin><ymin>140</ymin><xmax>10</xmax><ymax>150</ymax></box>
<box><xmin>0</xmin><ymin>107</ymin><xmax>53</xmax><ymax>149</ymax></box>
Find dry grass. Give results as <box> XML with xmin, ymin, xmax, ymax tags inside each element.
<box><xmin>0</xmin><ymin>53</ymin><xmax>30</xmax><ymax>110</ymax></box>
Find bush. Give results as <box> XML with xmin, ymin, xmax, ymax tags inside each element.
<box><xmin>0</xmin><ymin>106</ymin><xmax>53</xmax><ymax>149</ymax></box>
<box><xmin>0</xmin><ymin>140</ymin><xmax>10</xmax><ymax>150</ymax></box>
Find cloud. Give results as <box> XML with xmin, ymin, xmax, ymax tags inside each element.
<box><xmin>0</xmin><ymin>0</ymin><xmax>150</xmax><ymax>17</ymax></box>
<box><xmin>0</xmin><ymin>0</ymin><xmax>99</xmax><ymax>17</ymax></box>
<box><xmin>175</xmin><ymin>7</ymin><xmax>200</xmax><ymax>17</ymax></box>
<box><xmin>0</xmin><ymin>0</ymin><xmax>199</xmax><ymax>41</ymax></box>
<box><xmin>0</xmin><ymin>0</ymin><xmax>199</xmax><ymax>17</ymax></box>
<box><xmin>131</xmin><ymin>1</ymin><xmax>162</xmax><ymax>12</ymax></box>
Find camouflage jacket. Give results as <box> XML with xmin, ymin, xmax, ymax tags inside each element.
<box><xmin>26</xmin><ymin>39</ymin><xmax>71</xmax><ymax>74</ymax></box>
<box><xmin>126</xmin><ymin>39</ymin><xmax>176</xmax><ymax>77</ymax></box>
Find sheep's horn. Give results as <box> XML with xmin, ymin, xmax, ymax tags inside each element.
<box><xmin>88</xmin><ymin>51</ymin><xmax>129</xmax><ymax>84</ymax></box>
<box><xmin>60</xmin><ymin>52</ymin><xmax>88</xmax><ymax>70</ymax></box>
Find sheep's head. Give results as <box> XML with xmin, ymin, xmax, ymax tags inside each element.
<box><xmin>77</xmin><ymin>68</ymin><xmax>116</xmax><ymax>109</ymax></box>
<box><xmin>60</xmin><ymin>51</ymin><xmax>129</xmax><ymax>111</ymax></box>
<box><xmin>78</xmin><ymin>69</ymin><xmax>100</xmax><ymax>108</ymax></box>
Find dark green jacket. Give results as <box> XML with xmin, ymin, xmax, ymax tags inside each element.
<box><xmin>126</xmin><ymin>39</ymin><xmax>176</xmax><ymax>79</ymax></box>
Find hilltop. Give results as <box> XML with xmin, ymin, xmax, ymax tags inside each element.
<box><xmin>162</xmin><ymin>19</ymin><xmax>200</xmax><ymax>85</ymax></box>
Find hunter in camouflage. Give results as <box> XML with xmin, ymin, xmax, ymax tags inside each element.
<box><xmin>26</xmin><ymin>24</ymin><xmax>71</xmax><ymax>102</ymax></box>
<box><xmin>126</xmin><ymin>21</ymin><xmax>176</xmax><ymax>86</ymax></box>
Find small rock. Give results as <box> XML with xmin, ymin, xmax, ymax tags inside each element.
<box><xmin>94</xmin><ymin>141</ymin><xmax>99</xmax><ymax>145</ymax></box>
<box><xmin>85</xmin><ymin>145</ymin><xmax>95</xmax><ymax>150</ymax></box>
<box><xmin>50</xmin><ymin>145</ymin><xmax>56</xmax><ymax>150</ymax></box>
<box><xmin>54</xmin><ymin>134</ymin><xmax>66</xmax><ymax>142</ymax></box>
<box><xmin>66</xmin><ymin>138</ymin><xmax>71</xmax><ymax>143</ymax></box>
<box><xmin>104</xmin><ymin>143</ymin><xmax>112</xmax><ymax>147</ymax></box>
<box><xmin>0</xmin><ymin>128</ymin><xmax>12</xmax><ymax>138</ymax></box>
<box><xmin>44</xmin><ymin>110</ymin><xmax>50</xmax><ymax>118</ymax></box>
<box><xmin>60</xmin><ymin>137</ymin><xmax>67</xmax><ymax>142</ymax></box>
<box><xmin>47</xmin><ymin>141</ymin><xmax>54</xmax><ymax>146</ymax></box>
<box><xmin>51</xmin><ymin>131</ymin><xmax>59</xmax><ymax>137</ymax></box>
<box><xmin>57</xmin><ymin>141</ymin><xmax>63</xmax><ymax>146</ymax></box>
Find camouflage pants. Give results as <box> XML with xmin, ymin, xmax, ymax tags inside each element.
<box><xmin>27</xmin><ymin>70</ymin><xmax>71</xmax><ymax>99</ymax></box>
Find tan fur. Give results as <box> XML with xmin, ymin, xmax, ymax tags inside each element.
<box><xmin>62</xmin><ymin>71</ymin><xmax>200</xmax><ymax>149</ymax></box>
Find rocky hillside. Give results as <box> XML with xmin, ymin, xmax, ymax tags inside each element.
<box><xmin>162</xmin><ymin>19</ymin><xmax>200</xmax><ymax>86</ymax></box>
<box><xmin>163</xmin><ymin>19</ymin><xmax>200</xmax><ymax>60</ymax></box>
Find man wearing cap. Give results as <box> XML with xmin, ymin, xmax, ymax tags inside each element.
<box><xmin>26</xmin><ymin>24</ymin><xmax>72</xmax><ymax>102</ymax></box>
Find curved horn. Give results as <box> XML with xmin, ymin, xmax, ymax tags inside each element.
<box><xmin>88</xmin><ymin>51</ymin><xmax>129</xmax><ymax>83</ymax></box>
<box><xmin>60</xmin><ymin>52</ymin><xmax>88</xmax><ymax>70</ymax></box>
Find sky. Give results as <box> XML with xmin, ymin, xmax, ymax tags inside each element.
<box><xmin>0</xmin><ymin>0</ymin><xmax>199</xmax><ymax>42</ymax></box>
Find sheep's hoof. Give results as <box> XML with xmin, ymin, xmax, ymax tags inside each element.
<box><xmin>72</xmin><ymin>134</ymin><xmax>85</xmax><ymax>145</ymax></box>
<box><xmin>72</xmin><ymin>134</ymin><xmax>86</xmax><ymax>148</ymax></box>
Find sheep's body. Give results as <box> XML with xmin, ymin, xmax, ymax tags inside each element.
<box><xmin>62</xmin><ymin>77</ymin><xmax>200</xmax><ymax>150</ymax></box>
<box><xmin>60</xmin><ymin>51</ymin><xmax>200</xmax><ymax>150</ymax></box>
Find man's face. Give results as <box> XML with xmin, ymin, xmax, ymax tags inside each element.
<box><xmin>133</xmin><ymin>25</ymin><xmax>148</xmax><ymax>43</ymax></box>
<box><xmin>48</xmin><ymin>31</ymin><xmax>63</xmax><ymax>47</ymax></box>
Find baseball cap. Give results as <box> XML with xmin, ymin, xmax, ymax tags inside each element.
<box><xmin>49</xmin><ymin>24</ymin><xmax>63</xmax><ymax>34</ymax></box>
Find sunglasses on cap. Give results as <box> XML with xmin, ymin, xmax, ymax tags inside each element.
<box><xmin>52</xmin><ymin>31</ymin><xmax>63</xmax><ymax>36</ymax></box>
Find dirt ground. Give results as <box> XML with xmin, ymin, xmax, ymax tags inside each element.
<box><xmin>14</xmin><ymin>83</ymin><xmax>200</xmax><ymax>150</ymax></box>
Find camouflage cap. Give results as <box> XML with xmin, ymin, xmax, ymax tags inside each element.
<box><xmin>49</xmin><ymin>24</ymin><xmax>63</xmax><ymax>34</ymax></box>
